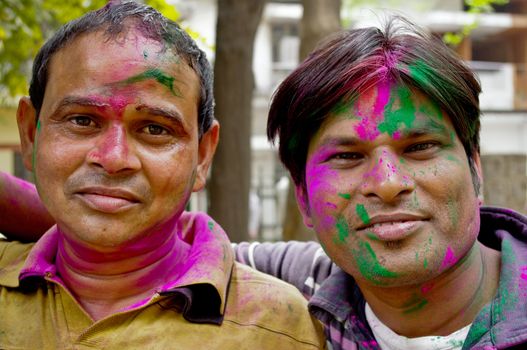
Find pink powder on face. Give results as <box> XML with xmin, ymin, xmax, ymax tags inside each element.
<box><xmin>362</xmin><ymin>150</ymin><xmax>398</xmax><ymax>184</ymax></box>
<box><xmin>420</xmin><ymin>282</ymin><xmax>434</xmax><ymax>294</ymax></box>
<box><xmin>305</xmin><ymin>149</ymin><xmax>340</xmax><ymax>230</ymax></box>
<box><xmin>354</xmin><ymin>79</ymin><xmax>392</xmax><ymax>141</ymax></box>
<box><xmin>440</xmin><ymin>246</ymin><xmax>458</xmax><ymax>270</ymax></box>
<box><xmin>519</xmin><ymin>266</ymin><xmax>527</xmax><ymax>297</ymax></box>
<box><xmin>355</xmin><ymin>115</ymin><xmax>380</xmax><ymax>141</ymax></box>
<box><xmin>108</xmin><ymin>95</ymin><xmax>130</xmax><ymax>117</ymax></box>
<box><xmin>521</xmin><ymin>266</ymin><xmax>527</xmax><ymax>280</ymax></box>
<box><xmin>325</xmin><ymin>202</ymin><xmax>337</xmax><ymax>209</ymax></box>
<box><xmin>373</xmin><ymin>79</ymin><xmax>391</xmax><ymax>117</ymax></box>
<box><xmin>86</xmin><ymin>123</ymin><xmax>131</xmax><ymax>172</ymax></box>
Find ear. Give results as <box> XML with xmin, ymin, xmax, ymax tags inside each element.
<box><xmin>294</xmin><ymin>184</ymin><xmax>313</xmax><ymax>228</ymax></box>
<box><xmin>471</xmin><ymin>152</ymin><xmax>484</xmax><ymax>203</ymax></box>
<box><xmin>16</xmin><ymin>97</ymin><xmax>38</xmax><ymax>172</ymax></box>
<box><xmin>192</xmin><ymin>120</ymin><xmax>220</xmax><ymax>192</ymax></box>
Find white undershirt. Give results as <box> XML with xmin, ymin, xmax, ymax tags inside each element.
<box><xmin>365</xmin><ymin>303</ymin><xmax>471</xmax><ymax>350</ymax></box>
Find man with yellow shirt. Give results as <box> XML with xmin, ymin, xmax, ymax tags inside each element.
<box><xmin>0</xmin><ymin>1</ymin><xmax>325</xmax><ymax>349</ymax></box>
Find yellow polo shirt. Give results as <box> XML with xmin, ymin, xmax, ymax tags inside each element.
<box><xmin>0</xmin><ymin>212</ymin><xmax>325</xmax><ymax>349</ymax></box>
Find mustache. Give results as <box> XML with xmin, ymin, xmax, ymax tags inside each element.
<box><xmin>64</xmin><ymin>172</ymin><xmax>150</xmax><ymax>200</ymax></box>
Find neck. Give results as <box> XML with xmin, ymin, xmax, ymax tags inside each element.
<box><xmin>55</xmin><ymin>221</ymin><xmax>190</xmax><ymax>321</ymax></box>
<box><xmin>361</xmin><ymin>242</ymin><xmax>501</xmax><ymax>337</ymax></box>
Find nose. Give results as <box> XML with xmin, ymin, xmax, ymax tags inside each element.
<box><xmin>86</xmin><ymin>123</ymin><xmax>141</xmax><ymax>174</ymax></box>
<box><xmin>360</xmin><ymin>149</ymin><xmax>414</xmax><ymax>203</ymax></box>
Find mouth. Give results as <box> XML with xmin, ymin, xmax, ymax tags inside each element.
<box><xmin>75</xmin><ymin>187</ymin><xmax>141</xmax><ymax>214</ymax></box>
<box><xmin>357</xmin><ymin>213</ymin><xmax>428</xmax><ymax>242</ymax></box>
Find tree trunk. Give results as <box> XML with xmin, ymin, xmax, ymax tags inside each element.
<box><xmin>300</xmin><ymin>0</ymin><xmax>342</xmax><ymax>59</ymax></box>
<box><xmin>209</xmin><ymin>0</ymin><xmax>266</xmax><ymax>242</ymax></box>
<box><xmin>282</xmin><ymin>0</ymin><xmax>342</xmax><ymax>242</ymax></box>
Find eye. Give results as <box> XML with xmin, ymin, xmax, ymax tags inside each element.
<box><xmin>69</xmin><ymin>115</ymin><xmax>96</xmax><ymax>127</ymax></box>
<box><xmin>405</xmin><ymin>142</ymin><xmax>439</xmax><ymax>153</ymax></box>
<box><xmin>142</xmin><ymin>124</ymin><xmax>169</xmax><ymax>136</ymax></box>
<box><xmin>330</xmin><ymin>152</ymin><xmax>363</xmax><ymax>160</ymax></box>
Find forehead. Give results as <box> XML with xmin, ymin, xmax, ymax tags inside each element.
<box><xmin>313</xmin><ymin>81</ymin><xmax>457</xmax><ymax>144</ymax></box>
<box><xmin>43</xmin><ymin>29</ymin><xmax>200</xmax><ymax>111</ymax></box>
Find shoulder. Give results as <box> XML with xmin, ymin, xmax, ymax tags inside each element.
<box><xmin>229</xmin><ymin>261</ymin><xmax>309</xmax><ymax>296</ymax></box>
<box><xmin>0</xmin><ymin>239</ymin><xmax>33</xmax><ymax>267</ymax></box>
<box><xmin>0</xmin><ymin>239</ymin><xmax>33</xmax><ymax>288</ymax></box>
<box><xmin>223</xmin><ymin>262</ymin><xmax>326</xmax><ymax>349</ymax></box>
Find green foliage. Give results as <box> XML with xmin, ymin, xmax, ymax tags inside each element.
<box><xmin>0</xmin><ymin>0</ymin><xmax>180</xmax><ymax>98</ymax></box>
<box><xmin>443</xmin><ymin>0</ymin><xmax>510</xmax><ymax>46</ymax></box>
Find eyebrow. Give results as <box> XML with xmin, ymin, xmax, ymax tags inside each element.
<box><xmin>53</xmin><ymin>96</ymin><xmax>109</xmax><ymax>113</ymax></box>
<box><xmin>135</xmin><ymin>104</ymin><xmax>190</xmax><ymax>136</ymax></box>
<box><xmin>317</xmin><ymin>136</ymin><xmax>362</xmax><ymax>148</ymax></box>
<box><xmin>134</xmin><ymin>104</ymin><xmax>185</xmax><ymax>125</ymax></box>
<box><xmin>402</xmin><ymin>119</ymin><xmax>449</xmax><ymax>137</ymax></box>
<box><xmin>317</xmin><ymin>123</ymin><xmax>450</xmax><ymax>148</ymax></box>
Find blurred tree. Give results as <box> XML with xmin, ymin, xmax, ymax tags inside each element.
<box><xmin>0</xmin><ymin>0</ymin><xmax>180</xmax><ymax>99</ymax></box>
<box><xmin>209</xmin><ymin>0</ymin><xmax>267</xmax><ymax>242</ymax></box>
<box><xmin>443</xmin><ymin>0</ymin><xmax>510</xmax><ymax>46</ymax></box>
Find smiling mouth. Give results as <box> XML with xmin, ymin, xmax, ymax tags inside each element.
<box><xmin>358</xmin><ymin>215</ymin><xmax>428</xmax><ymax>242</ymax></box>
<box><xmin>75</xmin><ymin>188</ymin><xmax>140</xmax><ymax>214</ymax></box>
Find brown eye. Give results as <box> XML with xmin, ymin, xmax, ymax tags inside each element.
<box><xmin>70</xmin><ymin>116</ymin><xmax>95</xmax><ymax>127</ymax></box>
<box><xmin>143</xmin><ymin>124</ymin><xmax>168</xmax><ymax>135</ymax></box>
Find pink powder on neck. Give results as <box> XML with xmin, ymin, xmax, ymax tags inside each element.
<box><xmin>440</xmin><ymin>246</ymin><xmax>457</xmax><ymax>270</ymax></box>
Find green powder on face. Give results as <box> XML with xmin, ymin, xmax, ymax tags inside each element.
<box><xmin>423</xmin><ymin>257</ymin><xmax>428</xmax><ymax>269</ymax></box>
<box><xmin>447</xmin><ymin>198</ymin><xmax>459</xmax><ymax>227</ymax></box>
<box><xmin>335</xmin><ymin>216</ymin><xmax>350</xmax><ymax>243</ymax></box>
<box><xmin>356</xmin><ymin>204</ymin><xmax>370</xmax><ymax>225</ymax></box>
<box><xmin>355</xmin><ymin>241</ymin><xmax>399</xmax><ymax>285</ymax></box>
<box><xmin>365</xmin><ymin>232</ymin><xmax>379</xmax><ymax>241</ymax></box>
<box><xmin>338</xmin><ymin>193</ymin><xmax>351</xmax><ymax>200</ymax></box>
<box><xmin>208</xmin><ymin>220</ymin><xmax>214</xmax><ymax>231</ymax></box>
<box><xmin>418</xmin><ymin>96</ymin><xmax>443</xmax><ymax>121</ymax></box>
<box><xmin>446</xmin><ymin>155</ymin><xmax>461</xmax><ymax>164</ymax></box>
<box><xmin>377</xmin><ymin>85</ymin><xmax>416</xmax><ymax>137</ymax></box>
<box><xmin>121</xmin><ymin>68</ymin><xmax>181</xmax><ymax>96</ymax></box>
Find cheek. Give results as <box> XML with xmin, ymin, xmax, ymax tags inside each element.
<box><xmin>305</xmin><ymin>164</ymin><xmax>342</xmax><ymax>231</ymax></box>
<box><xmin>145</xmin><ymin>149</ymin><xmax>196</xmax><ymax>202</ymax></box>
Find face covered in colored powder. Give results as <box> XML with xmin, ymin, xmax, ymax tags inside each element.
<box><xmin>297</xmin><ymin>80</ymin><xmax>482</xmax><ymax>288</ymax></box>
<box><xmin>16</xmin><ymin>29</ymin><xmax>218</xmax><ymax>250</ymax></box>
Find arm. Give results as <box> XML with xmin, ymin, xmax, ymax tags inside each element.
<box><xmin>0</xmin><ymin>172</ymin><xmax>54</xmax><ymax>241</ymax></box>
<box><xmin>233</xmin><ymin>240</ymin><xmax>337</xmax><ymax>298</ymax></box>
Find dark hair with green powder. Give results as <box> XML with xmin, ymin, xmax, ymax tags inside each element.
<box><xmin>267</xmin><ymin>16</ymin><xmax>481</xmax><ymax>192</ymax></box>
<box><xmin>29</xmin><ymin>0</ymin><xmax>214</xmax><ymax>137</ymax></box>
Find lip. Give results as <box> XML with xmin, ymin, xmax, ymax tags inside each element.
<box><xmin>357</xmin><ymin>213</ymin><xmax>428</xmax><ymax>241</ymax></box>
<box><xmin>75</xmin><ymin>187</ymin><xmax>141</xmax><ymax>214</ymax></box>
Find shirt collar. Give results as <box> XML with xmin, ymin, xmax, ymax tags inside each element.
<box><xmin>3</xmin><ymin>211</ymin><xmax>233</xmax><ymax>325</ymax></box>
<box><xmin>308</xmin><ymin>267</ymin><xmax>358</xmax><ymax>323</ymax></box>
